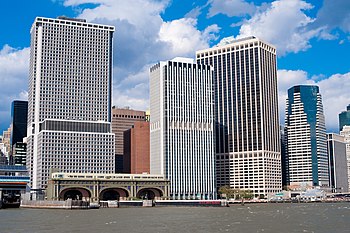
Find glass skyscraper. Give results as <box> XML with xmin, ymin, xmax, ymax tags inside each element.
<box><xmin>10</xmin><ymin>100</ymin><xmax>28</xmax><ymax>147</ymax></box>
<box><xmin>285</xmin><ymin>85</ymin><xmax>329</xmax><ymax>188</ymax></box>
<box><xmin>27</xmin><ymin>17</ymin><xmax>115</xmax><ymax>190</ymax></box>
<box><xmin>196</xmin><ymin>36</ymin><xmax>281</xmax><ymax>198</ymax></box>
<box><xmin>339</xmin><ymin>104</ymin><xmax>350</xmax><ymax>131</ymax></box>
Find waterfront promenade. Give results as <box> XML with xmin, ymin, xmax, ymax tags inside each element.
<box><xmin>1</xmin><ymin>202</ymin><xmax>349</xmax><ymax>233</ymax></box>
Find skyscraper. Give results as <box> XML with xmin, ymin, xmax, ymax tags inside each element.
<box><xmin>27</xmin><ymin>17</ymin><xmax>115</xmax><ymax>190</ymax></box>
<box><xmin>285</xmin><ymin>85</ymin><xmax>329</xmax><ymax>189</ymax></box>
<box><xmin>339</xmin><ymin>104</ymin><xmax>350</xmax><ymax>131</ymax></box>
<box><xmin>150</xmin><ymin>57</ymin><xmax>216</xmax><ymax>200</ymax></box>
<box><xmin>340</xmin><ymin>125</ymin><xmax>350</xmax><ymax>189</ymax></box>
<box><xmin>327</xmin><ymin>133</ymin><xmax>348</xmax><ymax>193</ymax></box>
<box><xmin>196</xmin><ymin>37</ymin><xmax>281</xmax><ymax>198</ymax></box>
<box><xmin>10</xmin><ymin>101</ymin><xmax>28</xmax><ymax>147</ymax></box>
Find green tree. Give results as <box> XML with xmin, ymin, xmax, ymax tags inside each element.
<box><xmin>218</xmin><ymin>186</ymin><xmax>235</xmax><ymax>199</ymax></box>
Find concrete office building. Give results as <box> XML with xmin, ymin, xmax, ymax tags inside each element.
<box><xmin>27</xmin><ymin>17</ymin><xmax>115</xmax><ymax>190</ymax></box>
<box><xmin>340</xmin><ymin>125</ymin><xmax>350</xmax><ymax>189</ymax></box>
<box><xmin>13</xmin><ymin>142</ymin><xmax>27</xmax><ymax>166</ymax></box>
<box><xmin>124</xmin><ymin>121</ymin><xmax>150</xmax><ymax>174</ymax></box>
<box><xmin>150</xmin><ymin>57</ymin><xmax>216</xmax><ymax>200</ymax></box>
<box><xmin>285</xmin><ymin>85</ymin><xmax>329</xmax><ymax>189</ymax></box>
<box><xmin>2</xmin><ymin>127</ymin><xmax>11</xmax><ymax>161</ymax></box>
<box><xmin>339</xmin><ymin>104</ymin><xmax>350</xmax><ymax>132</ymax></box>
<box><xmin>111</xmin><ymin>107</ymin><xmax>146</xmax><ymax>172</ymax></box>
<box><xmin>327</xmin><ymin>133</ymin><xmax>348</xmax><ymax>192</ymax></box>
<box><xmin>196</xmin><ymin>37</ymin><xmax>281</xmax><ymax>197</ymax></box>
<box><xmin>11</xmin><ymin>101</ymin><xmax>28</xmax><ymax>147</ymax></box>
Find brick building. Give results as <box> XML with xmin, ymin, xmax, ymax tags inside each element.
<box><xmin>124</xmin><ymin>122</ymin><xmax>150</xmax><ymax>174</ymax></box>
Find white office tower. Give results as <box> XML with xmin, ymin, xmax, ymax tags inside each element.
<box><xmin>27</xmin><ymin>17</ymin><xmax>115</xmax><ymax>190</ymax></box>
<box><xmin>327</xmin><ymin>133</ymin><xmax>348</xmax><ymax>192</ymax></box>
<box><xmin>285</xmin><ymin>85</ymin><xmax>329</xmax><ymax>189</ymax></box>
<box><xmin>340</xmin><ymin>126</ymin><xmax>350</xmax><ymax>189</ymax></box>
<box><xmin>150</xmin><ymin>57</ymin><xmax>216</xmax><ymax>200</ymax></box>
<box><xmin>196</xmin><ymin>37</ymin><xmax>281</xmax><ymax>198</ymax></box>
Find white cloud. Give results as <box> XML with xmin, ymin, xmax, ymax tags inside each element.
<box><xmin>63</xmin><ymin>0</ymin><xmax>220</xmax><ymax>111</ymax></box>
<box><xmin>237</xmin><ymin>0</ymin><xmax>321</xmax><ymax>55</ymax></box>
<box><xmin>0</xmin><ymin>45</ymin><xmax>29</xmax><ymax>131</ymax></box>
<box><xmin>318</xmin><ymin>73</ymin><xmax>350</xmax><ymax>132</ymax></box>
<box><xmin>278</xmin><ymin>69</ymin><xmax>350</xmax><ymax>132</ymax></box>
<box><xmin>159</xmin><ymin>18</ymin><xmax>219</xmax><ymax>56</ymax></box>
<box><xmin>207</xmin><ymin>0</ymin><xmax>256</xmax><ymax>18</ymax></box>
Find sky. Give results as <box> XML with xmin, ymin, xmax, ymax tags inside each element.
<box><xmin>0</xmin><ymin>0</ymin><xmax>349</xmax><ymax>133</ymax></box>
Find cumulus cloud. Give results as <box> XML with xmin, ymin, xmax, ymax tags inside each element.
<box><xmin>237</xmin><ymin>0</ymin><xmax>322</xmax><ymax>55</ymax></box>
<box><xmin>278</xmin><ymin>70</ymin><xmax>350</xmax><ymax>132</ymax></box>
<box><xmin>0</xmin><ymin>45</ymin><xmax>29</xmax><ymax>131</ymax></box>
<box><xmin>207</xmin><ymin>0</ymin><xmax>256</xmax><ymax>18</ymax></box>
<box><xmin>159</xmin><ymin>18</ymin><xmax>219</xmax><ymax>56</ymax></box>
<box><xmin>63</xmin><ymin>0</ymin><xmax>220</xmax><ymax>111</ymax></box>
<box><xmin>314</xmin><ymin>0</ymin><xmax>350</xmax><ymax>34</ymax></box>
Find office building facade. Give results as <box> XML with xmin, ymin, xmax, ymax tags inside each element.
<box><xmin>340</xmin><ymin>125</ymin><xmax>350</xmax><ymax>189</ymax></box>
<box><xmin>10</xmin><ymin>101</ymin><xmax>28</xmax><ymax>147</ymax></box>
<box><xmin>27</xmin><ymin>17</ymin><xmax>115</xmax><ymax>189</ymax></box>
<box><xmin>285</xmin><ymin>85</ymin><xmax>329</xmax><ymax>189</ymax></box>
<box><xmin>124</xmin><ymin>121</ymin><xmax>150</xmax><ymax>174</ymax></box>
<box><xmin>196</xmin><ymin>37</ymin><xmax>281</xmax><ymax>197</ymax></box>
<box><xmin>327</xmin><ymin>133</ymin><xmax>349</xmax><ymax>192</ymax></box>
<box><xmin>13</xmin><ymin>142</ymin><xmax>27</xmax><ymax>166</ymax></box>
<box><xmin>111</xmin><ymin>107</ymin><xmax>146</xmax><ymax>172</ymax></box>
<box><xmin>2</xmin><ymin>127</ymin><xmax>11</xmax><ymax>160</ymax></box>
<box><xmin>150</xmin><ymin>58</ymin><xmax>216</xmax><ymax>199</ymax></box>
<box><xmin>339</xmin><ymin>104</ymin><xmax>350</xmax><ymax>132</ymax></box>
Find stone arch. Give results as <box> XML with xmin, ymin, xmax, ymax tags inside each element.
<box><xmin>136</xmin><ymin>188</ymin><xmax>163</xmax><ymax>200</ymax></box>
<box><xmin>99</xmin><ymin>187</ymin><xmax>130</xmax><ymax>201</ymax></box>
<box><xmin>59</xmin><ymin>187</ymin><xmax>92</xmax><ymax>201</ymax></box>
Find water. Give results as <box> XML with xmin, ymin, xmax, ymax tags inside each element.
<box><xmin>1</xmin><ymin>203</ymin><xmax>349</xmax><ymax>233</ymax></box>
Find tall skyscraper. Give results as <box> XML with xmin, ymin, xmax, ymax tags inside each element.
<box><xmin>285</xmin><ymin>85</ymin><xmax>329</xmax><ymax>189</ymax></box>
<box><xmin>27</xmin><ymin>17</ymin><xmax>115</xmax><ymax>190</ymax></box>
<box><xmin>150</xmin><ymin>57</ymin><xmax>216</xmax><ymax>200</ymax></box>
<box><xmin>196</xmin><ymin>36</ymin><xmax>281</xmax><ymax>198</ymax></box>
<box><xmin>339</xmin><ymin>104</ymin><xmax>350</xmax><ymax>131</ymax></box>
<box><xmin>327</xmin><ymin>133</ymin><xmax>349</xmax><ymax>193</ymax></box>
<box><xmin>111</xmin><ymin>107</ymin><xmax>146</xmax><ymax>172</ymax></box>
<box><xmin>10</xmin><ymin>101</ymin><xmax>28</xmax><ymax>147</ymax></box>
<box><xmin>340</xmin><ymin>125</ymin><xmax>350</xmax><ymax>189</ymax></box>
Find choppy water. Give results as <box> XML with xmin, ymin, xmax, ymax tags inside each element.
<box><xmin>1</xmin><ymin>203</ymin><xmax>349</xmax><ymax>233</ymax></box>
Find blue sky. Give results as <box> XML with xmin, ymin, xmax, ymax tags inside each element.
<box><xmin>0</xmin><ymin>0</ymin><xmax>349</xmax><ymax>134</ymax></box>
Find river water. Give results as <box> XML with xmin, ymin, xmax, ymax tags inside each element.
<box><xmin>1</xmin><ymin>203</ymin><xmax>349</xmax><ymax>233</ymax></box>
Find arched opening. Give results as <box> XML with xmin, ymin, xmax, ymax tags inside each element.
<box><xmin>99</xmin><ymin>188</ymin><xmax>129</xmax><ymax>201</ymax></box>
<box><xmin>137</xmin><ymin>188</ymin><xmax>163</xmax><ymax>200</ymax></box>
<box><xmin>59</xmin><ymin>188</ymin><xmax>91</xmax><ymax>201</ymax></box>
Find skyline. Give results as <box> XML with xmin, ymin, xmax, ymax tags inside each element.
<box><xmin>1</xmin><ymin>0</ymin><xmax>349</xmax><ymax>133</ymax></box>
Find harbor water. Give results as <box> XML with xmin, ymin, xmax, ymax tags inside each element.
<box><xmin>1</xmin><ymin>202</ymin><xmax>349</xmax><ymax>233</ymax></box>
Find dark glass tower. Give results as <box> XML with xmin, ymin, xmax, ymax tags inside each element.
<box><xmin>10</xmin><ymin>101</ymin><xmax>28</xmax><ymax>147</ymax></box>
<box><xmin>285</xmin><ymin>85</ymin><xmax>328</xmax><ymax>188</ymax></box>
<box><xmin>339</xmin><ymin>104</ymin><xmax>350</xmax><ymax>132</ymax></box>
